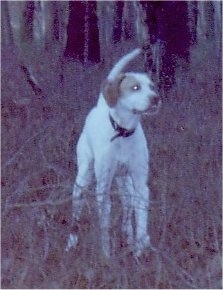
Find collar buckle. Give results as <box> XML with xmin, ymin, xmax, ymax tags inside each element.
<box><xmin>109</xmin><ymin>114</ymin><xmax>135</xmax><ymax>142</ymax></box>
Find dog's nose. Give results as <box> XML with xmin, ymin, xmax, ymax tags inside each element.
<box><xmin>150</xmin><ymin>95</ymin><xmax>160</xmax><ymax>106</ymax></box>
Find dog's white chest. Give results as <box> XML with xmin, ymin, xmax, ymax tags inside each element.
<box><xmin>113</xmin><ymin>137</ymin><xmax>135</xmax><ymax>163</ymax></box>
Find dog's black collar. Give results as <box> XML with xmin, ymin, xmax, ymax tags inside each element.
<box><xmin>109</xmin><ymin>114</ymin><xmax>135</xmax><ymax>142</ymax></box>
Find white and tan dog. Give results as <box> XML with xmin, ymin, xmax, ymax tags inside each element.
<box><xmin>66</xmin><ymin>48</ymin><xmax>161</xmax><ymax>257</ymax></box>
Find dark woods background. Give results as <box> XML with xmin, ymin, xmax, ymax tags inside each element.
<box><xmin>1</xmin><ymin>1</ymin><xmax>222</xmax><ymax>289</ymax></box>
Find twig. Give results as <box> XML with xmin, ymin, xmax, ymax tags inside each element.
<box><xmin>3</xmin><ymin>128</ymin><xmax>50</xmax><ymax>168</ymax></box>
<box><xmin>5</xmin><ymin>195</ymin><xmax>73</xmax><ymax>210</ymax></box>
<box><xmin>20</xmin><ymin>63</ymin><xmax>44</xmax><ymax>98</ymax></box>
<box><xmin>150</xmin><ymin>245</ymin><xmax>197</xmax><ymax>289</ymax></box>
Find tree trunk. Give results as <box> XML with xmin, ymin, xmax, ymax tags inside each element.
<box><xmin>86</xmin><ymin>1</ymin><xmax>100</xmax><ymax>63</ymax></box>
<box><xmin>141</xmin><ymin>1</ymin><xmax>191</xmax><ymax>91</ymax></box>
<box><xmin>64</xmin><ymin>1</ymin><xmax>85</xmax><ymax>60</ymax></box>
<box><xmin>7</xmin><ymin>1</ymin><xmax>26</xmax><ymax>49</ymax></box>
<box><xmin>1</xmin><ymin>1</ymin><xmax>14</xmax><ymax>46</ymax></box>
<box><xmin>133</xmin><ymin>1</ymin><xmax>148</xmax><ymax>44</ymax></box>
<box><xmin>188</xmin><ymin>1</ymin><xmax>198</xmax><ymax>45</ymax></box>
<box><xmin>113</xmin><ymin>2</ymin><xmax>124</xmax><ymax>43</ymax></box>
<box><xmin>97</xmin><ymin>2</ymin><xmax>116</xmax><ymax>61</ymax></box>
<box><xmin>33</xmin><ymin>1</ymin><xmax>45</xmax><ymax>50</ymax></box>
<box><xmin>64</xmin><ymin>1</ymin><xmax>100</xmax><ymax>63</ymax></box>
<box><xmin>57</xmin><ymin>2</ymin><xmax>69</xmax><ymax>52</ymax></box>
<box><xmin>213</xmin><ymin>1</ymin><xmax>222</xmax><ymax>55</ymax></box>
<box><xmin>22</xmin><ymin>1</ymin><xmax>34</xmax><ymax>41</ymax></box>
<box><xmin>197</xmin><ymin>2</ymin><xmax>215</xmax><ymax>41</ymax></box>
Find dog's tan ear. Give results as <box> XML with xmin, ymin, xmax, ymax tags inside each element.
<box><xmin>102</xmin><ymin>74</ymin><xmax>125</xmax><ymax>107</ymax></box>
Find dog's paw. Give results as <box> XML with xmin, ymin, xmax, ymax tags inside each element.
<box><xmin>65</xmin><ymin>233</ymin><xmax>78</xmax><ymax>252</ymax></box>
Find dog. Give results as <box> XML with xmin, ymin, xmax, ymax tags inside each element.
<box><xmin>66</xmin><ymin>48</ymin><xmax>161</xmax><ymax>257</ymax></box>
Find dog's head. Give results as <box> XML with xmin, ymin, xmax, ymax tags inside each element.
<box><xmin>102</xmin><ymin>73</ymin><xmax>161</xmax><ymax>115</ymax></box>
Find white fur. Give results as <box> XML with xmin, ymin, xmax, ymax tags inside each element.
<box><xmin>66</xmin><ymin>48</ymin><xmax>161</xmax><ymax>257</ymax></box>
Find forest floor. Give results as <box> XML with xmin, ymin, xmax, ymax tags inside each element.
<box><xmin>1</xmin><ymin>41</ymin><xmax>222</xmax><ymax>289</ymax></box>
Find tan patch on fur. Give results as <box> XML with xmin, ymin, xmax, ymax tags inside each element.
<box><xmin>102</xmin><ymin>74</ymin><xmax>125</xmax><ymax>107</ymax></box>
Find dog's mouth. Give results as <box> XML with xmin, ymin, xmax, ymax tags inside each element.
<box><xmin>133</xmin><ymin>96</ymin><xmax>161</xmax><ymax>115</ymax></box>
<box><xmin>133</xmin><ymin>102</ymin><xmax>161</xmax><ymax>115</ymax></box>
<box><xmin>146</xmin><ymin>104</ymin><xmax>161</xmax><ymax>115</ymax></box>
<box><xmin>132</xmin><ymin>108</ymin><xmax>148</xmax><ymax>114</ymax></box>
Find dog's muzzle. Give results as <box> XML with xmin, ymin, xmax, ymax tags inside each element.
<box><xmin>133</xmin><ymin>95</ymin><xmax>161</xmax><ymax>115</ymax></box>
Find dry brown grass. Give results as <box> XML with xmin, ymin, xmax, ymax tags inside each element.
<box><xmin>1</xmin><ymin>41</ymin><xmax>222</xmax><ymax>288</ymax></box>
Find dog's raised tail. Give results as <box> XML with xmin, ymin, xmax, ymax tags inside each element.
<box><xmin>107</xmin><ymin>48</ymin><xmax>142</xmax><ymax>81</ymax></box>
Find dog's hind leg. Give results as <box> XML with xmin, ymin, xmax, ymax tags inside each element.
<box><xmin>73</xmin><ymin>133</ymin><xmax>93</xmax><ymax>220</ymax></box>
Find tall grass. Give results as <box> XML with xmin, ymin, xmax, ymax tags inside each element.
<box><xmin>1</xmin><ymin>40</ymin><xmax>222</xmax><ymax>288</ymax></box>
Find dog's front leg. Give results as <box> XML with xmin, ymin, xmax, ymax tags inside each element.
<box><xmin>116</xmin><ymin>176</ymin><xmax>134</xmax><ymax>246</ymax></box>
<box><xmin>66</xmin><ymin>133</ymin><xmax>93</xmax><ymax>252</ymax></box>
<box><xmin>95</xmin><ymin>160</ymin><xmax>116</xmax><ymax>258</ymax></box>
<box><xmin>96</xmin><ymin>188</ymin><xmax>111</xmax><ymax>258</ymax></box>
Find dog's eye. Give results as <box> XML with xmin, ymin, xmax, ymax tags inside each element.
<box><xmin>132</xmin><ymin>84</ymin><xmax>140</xmax><ymax>91</ymax></box>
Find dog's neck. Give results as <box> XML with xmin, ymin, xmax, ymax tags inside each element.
<box><xmin>97</xmin><ymin>94</ymin><xmax>141</xmax><ymax>130</ymax></box>
<box><xmin>110</xmin><ymin>103</ymin><xmax>141</xmax><ymax>130</ymax></box>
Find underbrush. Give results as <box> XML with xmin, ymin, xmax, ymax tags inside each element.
<box><xmin>1</xmin><ymin>41</ymin><xmax>222</xmax><ymax>288</ymax></box>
